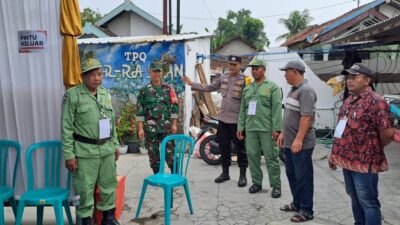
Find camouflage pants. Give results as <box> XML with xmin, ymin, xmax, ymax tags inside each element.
<box><xmin>145</xmin><ymin>132</ymin><xmax>175</xmax><ymax>171</ymax></box>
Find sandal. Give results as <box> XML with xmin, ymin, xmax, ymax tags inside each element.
<box><xmin>279</xmin><ymin>203</ymin><xmax>298</xmax><ymax>212</ymax></box>
<box><xmin>290</xmin><ymin>213</ymin><xmax>314</xmax><ymax>223</ymax></box>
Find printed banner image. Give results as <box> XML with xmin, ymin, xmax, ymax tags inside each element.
<box><xmin>79</xmin><ymin>41</ymin><xmax>186</xmax><ymax>141</ymax></box>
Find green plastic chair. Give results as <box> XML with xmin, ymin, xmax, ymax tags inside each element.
<box><xmin>15</xmin><ymin>140</ymin><xmax>73</xmax><ymax>225</ymax></box>
<box><xmin>135</xmin><ymin>134</ymin><xmax>195</xmax><ymax>225</ymax></box>
<box><xmin>0</xmin><ymin>140</ymin><xmax>20</xmax><ymax>225</ymax></box>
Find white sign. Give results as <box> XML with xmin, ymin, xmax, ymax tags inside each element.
<box><xmin>18</xmin><ymin>30</ymin><xmax>48</xmax><ymax>53</ymax></box>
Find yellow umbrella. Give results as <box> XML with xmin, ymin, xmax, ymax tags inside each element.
<box><xmin>60</xmin><ymin>0</ymin><xmax>82</xmax><ymax>89</ymax></box>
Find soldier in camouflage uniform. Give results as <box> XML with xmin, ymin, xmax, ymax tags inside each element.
<box><xmin>136</xmin><ymin>60</ymin><xmax>179</xmax><ymax>174</ymax></box>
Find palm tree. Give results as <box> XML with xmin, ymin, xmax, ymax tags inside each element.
<box><xmin>276</xmin><ymin>9</ymin><xmax>313</xmax><ymax>41</ymax></box>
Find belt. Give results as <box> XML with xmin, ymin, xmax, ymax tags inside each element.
<box><xmin>73</xmin><ymin>133</ymin><xmax>110</xmax><ymax>145</ymax></box>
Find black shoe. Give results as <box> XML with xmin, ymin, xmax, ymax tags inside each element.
<box><xmin>238</xmin><ymin>167</ymin><xmax>247</xmax><ymax>187</ymax></box>
<box><xmin>248</xmin><ymin>184</ymin><xmax>262</xmax><ymax>194</ymax></box>
<box><xmin>102</xmin><ymin>208</ymin><xmax>120</xmax><ymax>225</ymax></box>
<box><xmin>81</xmin><ymin>217</ymin><xmax>93</xmax><ymax>225</ymax></box>
<box><xmin>271</xmin><ymin>188</ymin><xmax>281</xmax><ymax>198</ymax></box>
<box><xmin>215</xmin><ymin>167</ymin><xmax>230</xmax><ymax>183</ymax></box>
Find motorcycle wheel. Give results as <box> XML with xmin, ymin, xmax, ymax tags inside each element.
<box><xmin>199</xmin><ymin>135</ymin><xmax>221</xmax><ymax>165</ymax></box>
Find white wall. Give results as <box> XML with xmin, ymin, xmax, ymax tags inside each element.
<box><xmin>215</xmin><ymin>39</ymin><xmax>257</xmax><ymax>55</ymax></box>
<box><xmin>0</xmin><ymin>0</ymin><xmax>65</xmax><ymax>196</ymax></box>
<box><xmin>106</xmin><ymin>12</ymin><xmax>131</xmax><ymax>36</ymax></box>
<box><xmin>184</xmin><ymin>37</ymin><xmax>211</xmax><ymax>134</ymax></box>
<box><xmin>129</xmin><ymin>12</ymin><xmax>162</xmax><ymax>36</ymax></box>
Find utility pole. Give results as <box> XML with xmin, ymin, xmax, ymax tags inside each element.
<box><xmin>169</xmin><ymin>0</ymin><xmax>172</xmax><ymax>35</ymax></box>
<box><xmin>177</xmin><ymin>0</ymin><xmax>181</xmax><ymax>34</ymax></box>
<box><xmin>163</xmin><ymin>0</ymin><xmax>168</xmax><ymax>35</ymax></box>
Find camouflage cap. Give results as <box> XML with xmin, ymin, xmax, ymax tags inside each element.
<box><xmin>248</xmin><ymin>58</ymin><xmax>266</xmax><ymax>68</ymax></box>
<box><xmin>81</xmin><ymin>58</ymin><xmax>102</xmax><ymax>74</ymax></box>
<box><xmin>150</xmin><ymin>60</ymin><xmax>163</xmax><ymax>71</ymax></box>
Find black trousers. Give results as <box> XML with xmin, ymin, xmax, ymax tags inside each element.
<box><xmin>217</xmin><ymin>121</ymin><xmax>248</xmax><ymax>168</ymax></box>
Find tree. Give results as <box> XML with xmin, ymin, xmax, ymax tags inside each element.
<box><xmin>211</xmin><ymin>9</ymin><xmax>269</xmax><ymax>51</ymax></box>
<box><xmin>276</xmin><ymin>9</ymin><xmax>313</xmax><ymax>41</ymax></box>
<box><xmin>81</xmin><ymin>7</ymin><xmax>103</xmax><ymax>25</ymax></box>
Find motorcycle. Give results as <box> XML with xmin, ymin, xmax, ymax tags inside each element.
<box><xmin>193</xmin><ymin>116</ymin><xmax>285</xmax><ymax>165</ymax></box>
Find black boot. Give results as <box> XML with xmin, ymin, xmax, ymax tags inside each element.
<box><xmin>215</xmin><ymin>166</ymin><xmax>230</xmax><ymax>183</ymax></box>
<box><xmin>102</xmin><ymin>208</ymin><xmax>120</xmax><ymax>225</ymax></box>
<box><xmin>238</xmin><ymin>167</ymin><xmax>247</xmax><ymax>187</ymax></box>
<box><xmin>81</xmin><ymin>217</ymin><xmax>93</xmax><ymax>225</ymax></box>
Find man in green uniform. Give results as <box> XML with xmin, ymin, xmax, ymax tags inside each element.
<box><xmin>237</xmin><ymin>59</ymin><xmax>282</xmax><ymax>197</ymax></box>
<box><xmin>61</xmin><ymin>57</ymin><xmax>120</xmax><ymax>225</ymax></box>
<box><xmin>136</xmin><ymin>60</ymin><xmax>179</xmax><ymax>174</ymax></box>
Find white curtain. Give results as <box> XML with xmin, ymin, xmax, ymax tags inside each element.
<box><xmin>0</xmin><ymin>0</ymin><xmax>65</xmax><ymax>196</ymax></box>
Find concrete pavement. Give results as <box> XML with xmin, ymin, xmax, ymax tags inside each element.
<box><xmin>4</xmin><ymin>142</ymin><xmax>400</xmax><ymax>225</ymax></box>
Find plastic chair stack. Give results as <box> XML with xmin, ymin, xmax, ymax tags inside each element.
<box><xmin>15</xmin><ymin>140</ymin><xmax>73</xmax><ymax>225</ymax></box>
<box><xmin>135</xmin><ymin>134</ymin><xmax>195</xmax><ymax>225</ymax></box>
<box><xmin>0</xmin><ymin>140</ymin><xmax>20</xmax><ymax>225</ymax></box>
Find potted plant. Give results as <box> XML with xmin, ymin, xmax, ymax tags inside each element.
<box><xmin>116</xmin><ymin>102</ymin><xmax>140</xmax><ymax>153</ymax></box>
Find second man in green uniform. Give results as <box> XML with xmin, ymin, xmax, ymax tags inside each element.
<box><xmin>237</xmin><ymin>59</ymin><xmax>282</xmax><ymax>197</ymax></box>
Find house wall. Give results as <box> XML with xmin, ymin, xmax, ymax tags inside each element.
<box><xmin>214</xmin><ymin>39</ymin><xmax>257</xmax><ymax>55</ymax></box>
<box><xmin>106</xmin><ymin>11</ymin><xmax>162</xmax><ymax>37</ymax></box>
<box><xmin>106</xmin><ymin>11</ymin><xmax>131</xmax><ymax>36</ymax></box>
<box><xmin>184</xmin><ymin>38</ymin><xmax>211</xmax><ymax>133</ymax></box>
<box><xmin>129</xmin><ymin>12</ymin><xmax>162</xmax><ymax>36</ymax></box>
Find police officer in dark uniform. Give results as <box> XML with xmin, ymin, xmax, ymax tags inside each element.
<box><xmin>182</xmin><ymin>55</ymin><xmax>248</xmax><ymax>187</ymax></box>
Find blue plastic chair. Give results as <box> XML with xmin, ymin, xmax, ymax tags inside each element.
<box><xmin>135</xmin><ymin>134</ymin><xmax>195</xmax><ymax>225</ymax></box>
<box><xmin>15</xmin><ymin>140</ymin><xmax>73</xmax><ymax>225</ymax></box>
<box><xmin>0</xmin><ymin>140</ymin><xmax>20</xmax><ymax>225</ymax></box>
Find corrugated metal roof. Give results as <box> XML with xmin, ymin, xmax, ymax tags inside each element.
<box><xmin>77</xmin><ymin>33</ymin><xmax>212</xmax><ymax>45</ymax></box>
<box><xmin>327</xmin><ymin>13</ymin><xmax>400</xmax><ymax>44</ymax></box>
<box><xmin>282</xmin><ymin>0</ymin><xmax>387</xmax><ymax>48</ymax></box>
<box><xmin>281</xmin><ymin>4</ymin><xmax>366</xmax><ymax>48</ymax></box>
<box><xmin>320</xmin><ymin>0</ymin><xmax>385</xmax><ymax>35</ymax></box>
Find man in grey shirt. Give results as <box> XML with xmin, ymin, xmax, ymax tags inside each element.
<box><xmin>182</xmin><ymin>55</ymin><xmax>248</xmax><ymax>187</ymax></box>
<box><xmin>277</xmin><ymin>61</ymin><xmax>316</xmax><ymax>223</ymax></box>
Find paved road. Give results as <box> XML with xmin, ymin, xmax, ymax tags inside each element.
<box><xmin>5</xmin><ymin>143</ymin><xmax>400</xmax><ymax>225</ymax></box>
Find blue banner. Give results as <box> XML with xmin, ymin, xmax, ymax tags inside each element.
<box><xmin>79</xmin><ymin>41</ymin><xmax>186</xmax><ymax>140</ymax></box>
<box><xmin>79</xmin><ymin>41</ymin><xmax>185</xmax><ymax>104</ymax></box>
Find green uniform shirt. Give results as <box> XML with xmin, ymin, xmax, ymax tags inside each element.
<box><xmin>238</xmin><ymin>80</ymin><xmax>282</xmax><ymax>132</ymax></box>
<box><xmin>136</xmin><ymin>83</ymin><xmax>179</xmax><ymax>133</ymax></box>
<box><xmin>61</xmin><ymin>84</ymin><xmax>119</xmax><ymax>160</ymax></box>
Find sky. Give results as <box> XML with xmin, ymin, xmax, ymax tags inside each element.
<box><xmin>79</xmin><ymin>0</ymin><xmax>374</xmax><ymax>47</ymax></box>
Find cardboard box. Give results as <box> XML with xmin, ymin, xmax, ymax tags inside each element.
<box><xmin>93</xmin><ymin>176</ymin><xmax>126</xmax><ymax>225</ymax></box>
